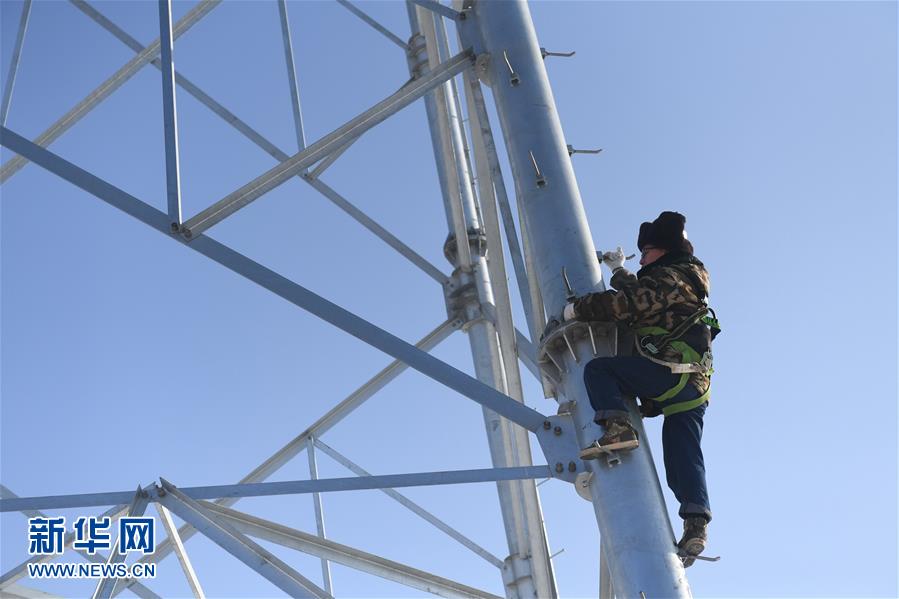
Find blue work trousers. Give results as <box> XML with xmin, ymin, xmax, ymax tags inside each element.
<box><xmin>583</xmin><ymin>356</ymin><xmax>712</xmax><ymax>522</ymax></box>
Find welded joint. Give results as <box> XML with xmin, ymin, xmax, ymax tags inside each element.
<box><xmin>501</xmin><ymin>554</ymin><xmax>536</xmax><ymax>593</ymax></box>
<box><xmin>535</xmin><ymin>414</ymin><xmax>582</xmax><ymax>483</ymax></box>
<box><xmin>538</xmin><ymin>320</ymin><xmax>616</xmax><ymax>393</ymax></box>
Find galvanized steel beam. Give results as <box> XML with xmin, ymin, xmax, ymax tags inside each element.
<box><xmin>119</xmin><ymin>320</ymin><xmax>457</xmax><ymax>595</ymax></box>
<box><xmin>0</xmin><ymin>127</ymin><xmax>547</xmax><ymax>436</ymax></box>
<box><xmin>155</xmin><ymin>480</ymin><xmax>330</xmax><ymax>599</ymax></box>
<box><xmin>409</xmin><ymin>0</ymin><xmax>462</xmax><ymax>21</ymax></box>
<box><xmin>72</xmin><ymin>1</ymin><xmax>446</xmax><ymax>286</ymax></box>
<box><xmin>155</xmin><ymin>504</ymin><xmax>205</xmax><ymax>598</ymax></box>
<box><xmin>277</xmin><ymin>0</ymin><xmax>307</xmax><ymax>152</ymax></box>
<box><xmin>0</xmin><ymin>0</ymin><xmax>220</xmax><ymax>183</ymax></box>
<box><xmin>313</xmin><ymin>438</ymin><xmax>504</xmax><ymax>569</ymax></box>
<box><xmin>92</xmin><ymin>487</ymin><xmax>151</xmax><ymax>599</ymax></box>
<box><xmin>157</xmin><ymin>0</ymin><xmax>182</xmax><ymax>225</ymax></box>
<box><xmin>335</xmin><ymin>0</ymin><xmax>406</xmax><ymax>49</ymax></box>
<box><xmin>0</xmin><ymin>0</ymin><xmax>32</xmax><ymax>126</ymax></box>
<box><xmin>306</xmin><ymin>438</ymin><xmax>333</xmax><ymax>595</ymax></box>
<box><xmin>178</xmin><ymin>50</ymin><xmax>474</xmax><ymax>239</ymax></box>
<box><xmin>200</xmin><ymin>502</ymin><xmax>503</xmax><ymax>599</ymax></box>
<box><xmin>0</xmin><ymin>488</ymin><xmax>156</xmax><ymax>599</ymax></box>
<box><xmin>1</xmin><ymin>466</ymin><xmax>552</xmax><ymax>512</ymax></box>
<box><xmin>305</xmin><ymin>177</ymin><xmax>448</xmax><ymax>284</ymax></box>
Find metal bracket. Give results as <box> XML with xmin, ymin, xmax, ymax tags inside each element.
<box><xmin>537</xmin><ymin>320</ymin><xmax>616</xmax><ymax>391</ymax></box>
<box><xmin>528</xmin><ymin>150</ymin><xmax>546</xmax><ymax>187</ymax></box>
<box><xmin>503</xmin><ymin>50</ymin><xmax>520</xmax><ymax>86</ymax></box>
<box><xmin>540</xmin><ymin>48</ymin><xmax>576</xmax><ymax>59</ymax></box>
<box><xmin>567</xmin><ymin>144</ymin><xmax>603</xmax><ymax>156</ymax></box>
<box><xmin>535</xmin><ymin>413</ymin><xmax>583</xmax><ymax>483</ymax></box>
<box><xmin>442</xmin><ymin>268</ymin><xmax>492</xmax><ymax>331</ymax></box>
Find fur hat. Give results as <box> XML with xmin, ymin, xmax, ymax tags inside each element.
<box><xmin>637</xmin><ymin>211</ymin><xmax>693</xmax><ymax>254</ymax></box>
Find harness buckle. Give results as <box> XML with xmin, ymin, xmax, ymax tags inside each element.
<box><xmin>640</xmin><ymin>338</ymin><xmax>660</xmax><ymax>355</ymax></box>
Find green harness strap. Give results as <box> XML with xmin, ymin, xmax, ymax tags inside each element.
<box><xmin>635</xmin><ymin>327</ymin><xmax>712</xmax><ymax>416</ymax></box>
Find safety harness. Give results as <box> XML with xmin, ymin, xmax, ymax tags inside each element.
<box><xmin>633</xmin><ymin>264</ymin><xmax>722</xmax><ymax>416</ymax></box>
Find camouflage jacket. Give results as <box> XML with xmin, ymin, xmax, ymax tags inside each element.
<box><xmin>573</xmin><ymin>251</ymin><xmax>712</xmax><ymax>393</ymax></box>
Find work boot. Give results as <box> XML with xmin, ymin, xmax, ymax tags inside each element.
<box><xmin>677</xmin><ymin>517</ymin><xmax>708</xmax><ymax>568</ymax></box>
<box><xmin>579</xmin><ymin>417</ymin><xmax>639</xmax><ymax>459</ymax></box>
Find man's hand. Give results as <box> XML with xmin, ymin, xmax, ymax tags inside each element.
<box><xmin>601</xmin><ymin>246</ymin><xmax>626</xmax><ymax>271</ymax></box>
<box><xmin>563</xmin><ymin>302</ymin><xmax>577</xmax><ymax>321</ymax></box>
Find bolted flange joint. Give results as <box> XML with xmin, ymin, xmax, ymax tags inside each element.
<box><xmin>537</xmin><ymin>319</ymin><xmax>616</xmax><ymax>393</ymax></box>
<box><xmin>442</xmin><ymin>228</ymin><xmax>488</xmax><ymax>266</ymax></box>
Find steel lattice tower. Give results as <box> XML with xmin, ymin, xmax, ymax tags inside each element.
<box><xmin>1</xmin><ymin>1</ymin><xmax>692</xmax><ymax>597</ymax></box>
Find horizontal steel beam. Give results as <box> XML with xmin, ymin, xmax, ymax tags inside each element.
<box><xmin>202</xmin><ymin>502</ymin><xmax>502</xmax><ymax>599</ymax></box>
<box><xmin>1</xmin><ymin>466</ymin><xmax>551</xmax><ymax>512</ymax></box>
<box><xmin>0</xmin><ymin>127</ymin><xmax>548</xmax><ymax>435</ymax></box>
<box><xmin>155</xmin><ymin>480</ymin><xmax>330</xmax><ymax>599</ymax></box>
<box><xmin>0</xmin><ymin>0</ymin><xmax>220</xmax><ymax>182</ymax></box>
<box><xmin>179</xmin><ymin>50</ymin><xmax>474</xmax><ymax>239</ymax></box>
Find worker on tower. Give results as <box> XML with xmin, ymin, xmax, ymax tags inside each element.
<box><xmin>562</xmin><ymin>211</ymin><xmax>718</xmax><ymax>566</ymax></box>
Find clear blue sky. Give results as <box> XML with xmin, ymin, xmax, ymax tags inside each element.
<box><xmin>2</xmin><ymin>1</ymin><xmax>896</xmax><ymax>597</ymax></box>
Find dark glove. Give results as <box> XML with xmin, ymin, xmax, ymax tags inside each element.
<box><xmin>639</xmin><ymin>399</ymin><xmax>663</xmax><ymax>418</ymax></box>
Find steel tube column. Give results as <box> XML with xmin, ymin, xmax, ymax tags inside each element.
<box><xmin>465</xmin><ymin>2</ymin><xmax>690</xmax><ymax>596</ymax></box>
<box><xmin>410</xmin><ymin>8</ymin><xmax>554</xmax><ymax>598</ymax></box>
